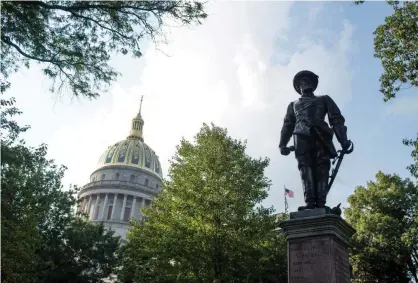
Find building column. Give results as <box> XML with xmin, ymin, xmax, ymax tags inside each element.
<box><xmin>120</xmin><ymin>194</ymin><xmax>127</xmax><ymax>221</ymax></box>
<box><xmin>94</xmin><ymin>194</ymin><xmax>100</xmax><ymax>220</ymax></box>
<box><xmin>110</xmin><ymin>193</ymin><xmax>118</xmax><ymax>220</ymax></box>
<box><xmin>78</xmin><ymin>198</ymin><xmax>85</xmax><ymax>213</ymax></box>
<box><xmin>86</xmin><ymin>195</ymin><xmax>92</xmax><ymax>216</ymax></box>
<box><xmin>100</xmin><ymin>193</ymin><xmax>109</xmax><ymax>220</ymax></box>
<box><xmin>140</xmin><ymin>197</ymin><xmax>146</xmax><ymax>219</ymax></box>
<box><xmin>130</xmin><ymin>196</ymin><xmax>137</xmax><ymax>218</ymax></box>
<box><xmin>81</xmin><ymin>197</ymin><xmax>87</xmax><ymax>211</ymax></box>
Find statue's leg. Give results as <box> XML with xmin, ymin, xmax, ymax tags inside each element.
<box><xmin>315</xmin><ymin>140</ymin><xmax>331</xmax><ymax>208</ymax></box>
<box><xmin>295</xmin><ymin>135</ymin><xmax>315</xmax><ymax>211</ymax></box>
<box><xmin>297</xmin><ymin>161</ymin><xmax>316</xmax><ymax>210</ymax></box>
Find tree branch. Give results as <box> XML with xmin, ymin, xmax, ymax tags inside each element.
<box><xmin>66</xmin><ymin>11</ymin><xmax>133</xmax><ymax>41</ymax></box>
<box><xmin>1</xmin><ymin>36</ymin><xmax>64</xmax><ymax>64</ymax></box>
<box><xmin>19</xmin><ymin>1</ymin><xmax>182</xmax><ymax>14</ymax></box>
<box><xmin>2</xmin><ymin>36</ymin><xmax>108</xmax><ymax>77</ymax></box>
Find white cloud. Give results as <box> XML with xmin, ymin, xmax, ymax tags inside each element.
<box><xmin>309</xmin><ymin>2</ymin><xmax>325</xmax><ymax>22</ymax></box>
<box><xmin>9</xmin><ymin>2</ymin><xmax>356</xmax><ymax>212</ymax></box>
<box><xmin>386</xmin><ymin>95</ymin><xmax>418</xmax><ymax>119</ymax></box>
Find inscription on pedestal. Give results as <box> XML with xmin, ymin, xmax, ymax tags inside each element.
<box><xmin>289</xmin><ymin>238</ymin><xmax>331</xmax><ymax>283</ymax></box>
<box><xmin>281</xmin><ymin>214</ymin><xmax>356</xmax><ymax>283</ymax></box>
<box><xmin>334</xmin><ymin>240</ymin><xmax>351</xmax><ymax>282</ymax></box>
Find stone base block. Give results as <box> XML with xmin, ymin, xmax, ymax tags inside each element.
<box><xmin>280</xmin><ymin>212</ymin><xmax>355</xmax><ymax>283</ymax></box>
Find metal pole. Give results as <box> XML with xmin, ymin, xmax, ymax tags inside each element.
<box><xmin>284</xmin><ymin>186</ymin><xmax>288</xmax><ymax>214</ymax></box>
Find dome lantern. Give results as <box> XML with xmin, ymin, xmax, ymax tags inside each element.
<box><xmin>128</xmin><ymin>95</ymin><xmax>144</xmax><ymax>141</ymax></box>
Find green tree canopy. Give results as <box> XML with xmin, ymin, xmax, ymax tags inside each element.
<box><xmin>356</xmin><ymin>1</ymin><xmax>418</xmax><ymax>180</ymax></box>
<box><xmin>1</xmin><ymin>95</ymin><xmax>121</xmax><ymax>283</ymax></box>
<box><xmin>345</xmin><ymin>172</ymin><xmax>418</xmax><ymax>283</ymax></box>
<box><xmin>403</xmin><ymin>135</ymin><xmax>418</xmax><ymax>179</ymax></box>
<box><xmin>0</xmin><ymin>1</ymin><xmax>207</xmax><ymax>98</ymax></box>
<box><xmin>118</xmin><ymin>124</ymin><xmax>287</xmax><ymax>283</ymax></box>
<box><xmin>355</xmin><ymin>1</ymin><xmax>417</xmax><ymax>101</ymax></box>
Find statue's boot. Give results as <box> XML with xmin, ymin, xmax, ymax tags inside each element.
<box><xmin>315</xmin><ymin>164</ymin><xmax>329</xmax><ymax>208</ymax></box>
<box><xmin>298</xmin><ymin>166</ymin><xmax>316</xmax><ymax>211</ymax></box>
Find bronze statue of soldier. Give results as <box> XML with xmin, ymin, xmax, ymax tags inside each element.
<box><xmin>279</xmin><ymin>70</ymin><xmax>353</xmax><ymax>211</ymax></box>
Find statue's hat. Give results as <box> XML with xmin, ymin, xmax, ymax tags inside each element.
<box><xmin>293</xmin><ymin>70</ymin><xmax>319</xmax><ymax>94</ymax></box>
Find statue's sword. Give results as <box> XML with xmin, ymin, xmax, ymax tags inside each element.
<box><xmin>282</xmin><ymin>141</ymin><xmax>354</xmax><ymax>193</ymax></box>
<box><xmin>327</xmin><ymin>140</ymin><xmax>354</xmax><ymax>193</ymax></box>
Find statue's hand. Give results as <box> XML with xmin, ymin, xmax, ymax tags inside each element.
<box><xmin>280</xmin><ymin>146</ymin><xmax>291</xmax><ymax>156</ymax></box>
<box><xmin>341</xmin><ymin>140</ymin><xmax>351</xmax><ymax>151</ymax></box>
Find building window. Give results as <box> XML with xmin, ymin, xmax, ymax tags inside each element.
<box><xmin>92</xmin><ymin>176</ymin><xmax>96</xmax><ymax>181</ymax></box>
<box><xmin>123</xmin><ymin>207</ymin><xmax>131</xmax><ymax>222</ymax></box>
<box><xmin>130</xmin><ymin>175</ymin><xmax>135</xmax><ymax>182</ymax></box>
<box><xmin>107</xmin><ymin>206</ymin><xmax>113</xmax><ymax>220</ymax></box>
<box><xmin>101</xmin><ymin>174</ymin><xmax>105</xmax><ymax>180</ymax></box>
<box><xmin>115</xmin><ymin>173</ymin><xmax>120</xmax><ymax>180</ymax></box>
<box><xmin>144</xmin><ymin>179</ymin><xmax>149</xmax><ymax>186</ymax></box>
<box><xmin>156</xmin><ymin>184</ymin><xmax>159</xmax><ymax>190</ymax></box>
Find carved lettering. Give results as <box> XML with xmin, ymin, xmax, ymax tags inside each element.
<box><xmin>335</xmin><ymin>241</ymin><xmax>351</xmax><ymax>282</ymax></box>
<box><xmin>288</xmin><ymin>239</ymin><xmax>331</xmax><ymax>283</ymax></box>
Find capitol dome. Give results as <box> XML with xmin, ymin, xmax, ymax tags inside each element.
<box><xmin>96</xmin><ymin>98</ymin><xmax>162</xmax><ymax>178</ymax></box>
<box><xmin>97</xmin><ymin>138</ymin><xmax>162</xmax><ymax>179</ymax></box>
<box><xmin>77</xmin><ymin>97</ymin><xmax>163</xmax><ymax>241</ymax></box>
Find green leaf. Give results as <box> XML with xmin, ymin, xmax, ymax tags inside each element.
<box><xmin>1</xmin><ymin>96</ymin><xmax>121</xmax><ymax>283</ymax></box>
<box><xmin>345</xmin><ymin>172</ymin><xmax>418</xmax><ymax>282</ymax></box>
<box><xmin>0</xmin><ymin>1</ymin><xmax>207</xmax><ymax>99</ymax></box>
<box><xmin>118</xmin><ymin>123</ymin><xmax>288</xmax><ymax>282</ymax></box>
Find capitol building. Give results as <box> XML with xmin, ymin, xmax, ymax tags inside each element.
<box><xmin>77</xmin><ymin>98</ymin><xmax>162</xmax><ymax>241</ymax></box>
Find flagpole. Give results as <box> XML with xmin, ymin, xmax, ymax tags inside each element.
<box><xmin>285</xmin><ymin>196</ymin><xmax>288</xmax><ymax>214</ymax></box>
<box><xmin>284</xmin><ymin>186</ymin><xmax>288</xmax><ymax>214</ymax></box>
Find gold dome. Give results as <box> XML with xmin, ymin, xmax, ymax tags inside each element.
<box><xmin>96</xmin><ymin>96</ymin><xmax>163</xmax><ymax>179</ymax></box>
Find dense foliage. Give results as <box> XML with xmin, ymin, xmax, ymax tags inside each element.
<box><xmin>0</xmin><ymin>1</ymin><xmax>207</xmax><ymax>98</ymax></box>
<box><xmin>403</xmin><ymin>135</ymin><xmax>418</xmax><ymax>179</ymax></box>
<box><xmin>345</xmin><ymin>172</ymin><xmax>418</xmax><ymax>283</ymax></box>
<box><xmin>355</xmin><ymin>1</ymin><xmax>417</xmax><ymax>101</ymax></box>
<box><xmin>1</xmin><ymin>96</ymin><xmax>121</xmax><ymax>283</ymax></box>
<box><xmin>118</xmin><ymin>124</ymin><xmax>288</xmax><ymax>283</ymax></box>
<box><xmin>356</xmin><ymin>0</ymin><xmax>418</xmax><ymax>183</ymax></box>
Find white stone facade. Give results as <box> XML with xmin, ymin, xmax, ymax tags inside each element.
<box><xmin>78</xmin><ymin>100</ymin><xmax>162</xmax><ymax>241</ymax></box>
<box><xmin>78</xmin><ymin>165</ymin><xmax>162</xmax><ymax>241</ymax></box>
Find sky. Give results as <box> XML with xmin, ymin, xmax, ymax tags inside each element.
<box><xmin>6</xmin><ymin>1</ymin><xmax>418</xmax><ymax>214</ymax></box>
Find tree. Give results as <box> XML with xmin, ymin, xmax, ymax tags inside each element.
<box><xmin>1</xmin><ymin>95</ymin><xmax>120</xmax><ymax>283</ymax></box>
<box><xmin>344</xmin><ymin>172</ymin><xmax>418</xmax><ymax>283</ymax></box>
<box><xmin>403</xmin><ymin>135</ymin><xmax>418</xmax><ymax>179</ymax></box>
<box><xmin>355</xmin><ymin>1</ymin><xmax>418</xmax><ymax>101</ymax></box>
<box><xmin>118</xmin><ymin>124</ymin><xmax>287</xmax><ymax>283</ymax></box>
<box><xmin>355</xmin><ymin>1</ymin><xmax>418</xmax><ymax>180</ymax></box>
<box><xmin>0</xmin><ymin>1</ymin><xmax>207</xmax><ymax>98</ymax></box>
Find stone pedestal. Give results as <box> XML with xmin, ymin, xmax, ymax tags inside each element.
<box><xmin>280</xmin><ymin>208</ymin><xmax>356</xmax><ymax>283</ymax></box>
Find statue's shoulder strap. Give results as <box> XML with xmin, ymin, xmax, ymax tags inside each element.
<box><xmin>316</xmin><ymin>94</ymin><xmax>331</xmax><ymax>100</ymax></box>
<box><xmin>314</xmin><ymin>94</ymin><xmax>329</xmax><ymax>104</ymax></box>
<box><xmin>290</xmin><ymin>100</ymin><xmax>296</xmax><ymax>114</ymax></box>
